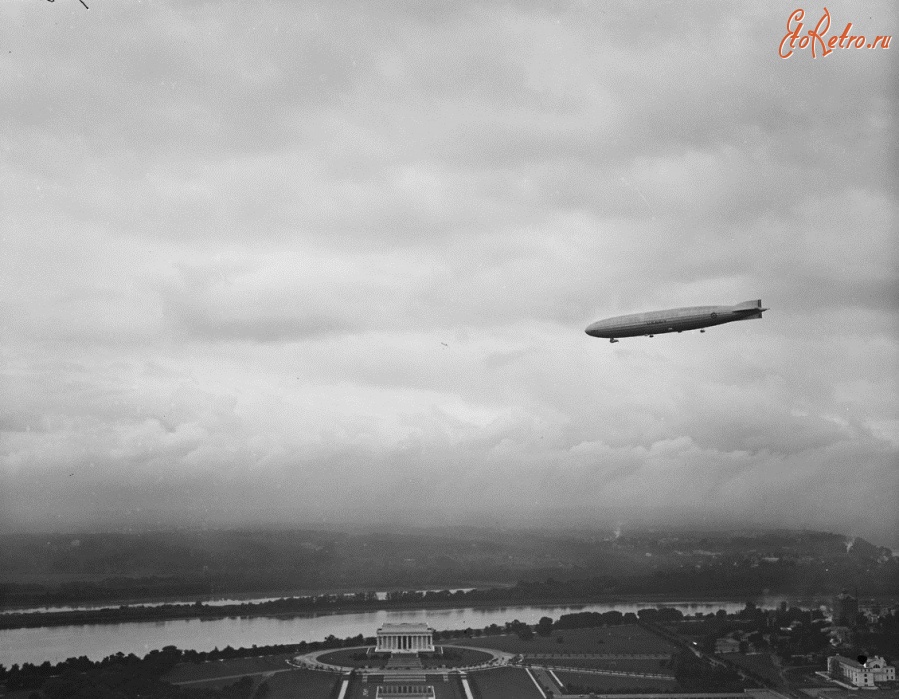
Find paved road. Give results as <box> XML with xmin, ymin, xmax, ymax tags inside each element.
<box><xmin>292</xmin><ymin>644</ymin><xmax>515</xmax><ymax>675</ymax></box>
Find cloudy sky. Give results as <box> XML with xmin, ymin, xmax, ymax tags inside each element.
<box><xmin>2</xmin><ymin>1</ymin><xmax>896</xmax><ymax>545</ymax></box>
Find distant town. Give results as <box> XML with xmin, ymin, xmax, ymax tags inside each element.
<box><xmin>2</xmin><ymin>527</ymin><xmax>896</xmax><ymax>613</ymax></box>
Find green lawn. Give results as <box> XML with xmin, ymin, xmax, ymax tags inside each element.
<box><xmin>463</xmin><ymin>624</ymin><xmax>677</xmax><ymax>655</ymax></box>
<box><xmin>782</xmin><ymin>664</ymin><xmax>832</xmax><ymax>688</ymax></box>
<box><xmin>165</xmin><ymin>657</ymin><xmax>341</xmax><ymax>698</ymax></box>
<box><xmin>164</xmin><ymin>653</ymin><xmax>295</xmax><ymax>682</ymax></box>
<box><xmin>554</xmin><ymin>670</ymin><xmax>679</xmax><ymax>693</ymax></box>
<box><xmin>316</xmin><ymin>647</ymin><xmax>380</xmax><ymax>668</ymax></box>
<box><xmin>314</xmin><ymin>646</ymin><xmax>494</xmax><ymax>670</ymax></box>
<box><xmin>523</xmin><ymin>657</ymin><xmax>671</xmax><ymax>673</ymax></box>
<box><xmin>422</xmin><ymin>647</ymin><xmax>494</xmax><ymax>668</ymax></box>
<box><xmin>262</xmin><ymin>668</ymin><xmax>341</xmax><ymax>698</ymax></box>
<box><xmin>467</xmin><ymin>667</ymin><xmax>544</xmax><ymax>699</ymax></box>
<box><xmin>724</xmin><ymin>653</ymin><xmax>785</xmax><ymax>686</ymax></box>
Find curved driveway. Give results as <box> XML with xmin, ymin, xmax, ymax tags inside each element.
<box><xmin>290</xmin><ymin>644</ymin><xmax>515</xmax><ymax>675</ymax></box>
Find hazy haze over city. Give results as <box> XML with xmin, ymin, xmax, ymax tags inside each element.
<box><xmin>2</xmin><ymin>1</ymin><xmax>897</xmax><ymax>546</ymax></box>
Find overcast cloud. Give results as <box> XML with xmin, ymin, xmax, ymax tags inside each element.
<box><xmin>1</xmin><ymin>0</ymin><xmax>897</xmax><ymax>545</ymax></box>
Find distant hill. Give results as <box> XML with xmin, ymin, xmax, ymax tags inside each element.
<box><xmin>1</xmin><ymin>526</ymin><xmax>896</xmax><ymax>608</ymax></box>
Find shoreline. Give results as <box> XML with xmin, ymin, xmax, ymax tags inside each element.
<box><xmin>0</xmin><ymin>582</ymin><xmax>503</xmax><ymax>614</ymax></box>
<box><xmin>0</xmin><ymin>591</ymin><xmax>828</xmax><ymax>631</ymax></box>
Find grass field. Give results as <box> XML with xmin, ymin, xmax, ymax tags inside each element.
<box><xmin>724</xmin><ymin>653</ymin><xmax>785</xmax><ymax>686</ymax></box>
<box><xmin>467</xmin><ymin>667</ymin><xmax>544</xmax><ymax>698</ymax></box>
<box><xmin>262</xmin><ymin>668</ymin><xmax>340</xmax><ymax>698</ymax></box>
<box><xmin>554</xmin><ymin>669</ymin><xmax>679</xmax><ymax>692</ymax></box>
<box><xmin>164</xmin><ymin>653</ymin><xmax>294</xmax><ymax>682</ymax></box>
<box><xmin>523</xmin><ymin>656</ymin><xmax>671</xmax><ymax>672</ymax></box>
<box><xmin>316</xmin><ymin>647</ymin><xmax>378</xmax><ymax>668</ymax></box>
<box><xmin>782</xmin><ymin>665</ymin><xmax>832</xmax><ymax>688</ymax></box>
<box><xmin>422</xmin><ymin>647</ymin><xmax>494</xmax><ymax>668</ymax></box>
<box><xmin>463</xmin><ymin>624</ymin><xmax>677</xmax><ymax>655</ymax></box>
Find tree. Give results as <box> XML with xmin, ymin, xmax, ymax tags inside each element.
<box><xmin>517</xmin><ymin>624</ymin><xmax>534</xmax><ymax>641</ymax></box>
<box><xmin>537</xmin><ymin>617</ymin><xmax>554</xmax><ymax>636</ymax></box>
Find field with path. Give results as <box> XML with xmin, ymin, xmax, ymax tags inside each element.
<box><xmin>164</xmin><ymin>653</ymin><xmax>295</xmax><ymax>683</ymax></box>
<box><xmin>554</xmin><ymin>669</ymin><xmax>679</xmax><ymax>693</ymax></box>
<box><xmin>523</xmin><ymin>656</ymin><xmax>671</xmax><ymax>672</ymax></box>
<box><xmin>462</xmin><ymin>624</ymin><xmax>677</xmax><ymax>655</ymax></box>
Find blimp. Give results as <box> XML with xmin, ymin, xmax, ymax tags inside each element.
<box><xmin>586</xmin><ymin>300</ymin><xmax>767</xmax><ymax>343</ymax></box>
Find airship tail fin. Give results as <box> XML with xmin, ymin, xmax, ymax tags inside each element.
<box><xmin>733</xmin><ymin>299</ymin><xmax>766</xmax><ymax>320</ymax></box>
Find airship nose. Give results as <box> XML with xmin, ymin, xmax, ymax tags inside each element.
<box><xmin>585</xmin><ymin>321</ymin><xmax>602</xmax><ymax>336</ymax></box>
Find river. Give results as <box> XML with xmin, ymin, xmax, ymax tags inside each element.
<box><xmin>0</xmin><ymin>599</ymin><xmax>758</xmax><ymax>667</ymax></box>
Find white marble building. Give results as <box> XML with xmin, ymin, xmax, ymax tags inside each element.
<box><xmin>376</xmin><ymin>622</ymin><xmax>435</xmax><ymax>653</ymax></box>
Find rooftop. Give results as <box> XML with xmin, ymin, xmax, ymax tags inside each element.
<box><xmin>831</xmin><ymin>655</ymin><xmax>890</xmax><ymax>670</ymax></box>
<box><xmin>378</xmin><ymin>622</ymin><xmax>433</xmax><ymax>633</ymax></box>
<box><xmin>832</xmin><ymin>655</ymin><xmax>865</xmax><ymax>669</ymax></box>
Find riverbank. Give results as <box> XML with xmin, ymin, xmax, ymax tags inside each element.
<box><xmin>0</xmin><ymin>600</ymin><xmax>753</xmax><ymax>667</ymax></box>
<box><xmin>0</xmin><ymin>591</ymin><xmax>809</xmax><ymax>631</ymax></box>
<box><xmin>0</xmin><ymin>582</ymin><xmax>501</xmax><ymax>614</ymax></box>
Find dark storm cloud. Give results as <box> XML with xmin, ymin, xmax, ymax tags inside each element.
<box><xmin>1</xmin><ymin>0</ymin><xmax>896</xmax><ymax>544</ymax></box>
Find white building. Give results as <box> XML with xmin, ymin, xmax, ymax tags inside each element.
<box><xmin>828</xmin><ymin>655</ymin><xmax>896</xmax><ymax>687</ymax></box>
<box><xmin>376</xmin><ymin>622</ymin><xmax>435</xmax><ymax>653</ymax></box>
<box><xmin>376</xmin><ymin>686</ymin><xmax>435</xmax><ymax>698</ymax></box>
<box><xmin>715</xmin><ymin>637</ymin><xmax>741</xmax><ymax>654</ymax></box>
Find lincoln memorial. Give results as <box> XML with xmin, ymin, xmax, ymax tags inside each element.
<box><xmin>375</xmin><ymin>622</ymin><xmax>435</xmax><ymax>652</ymax></box>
